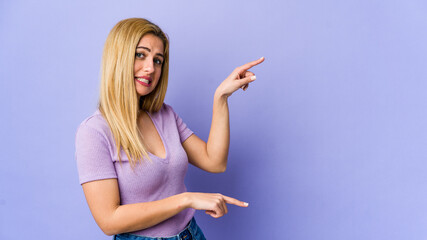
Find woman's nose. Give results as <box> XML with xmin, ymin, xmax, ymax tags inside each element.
<box><xmin>143</xmin><ymin>59</ymin><xmax>154</xmax><ymax>73</ymax></box>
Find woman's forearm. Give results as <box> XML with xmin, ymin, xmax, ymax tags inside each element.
<box><xmin>205</xmin><ymin>57</ymin><xmax>264</xmax><ymax>171</ymax></box>
<box><xmin>103</xmin><ymin>191</ymin><xmax>248</xmax><ymax>235</ymax></box>
<box><xmin>104</xmin><ymin>193</ymin><xmax>190</xmax><ymax>235</ymax></box>
<box><xmin>206</xmin><ymin>90</ymin><xmax>230</xmax><ymax>172</ymax></box>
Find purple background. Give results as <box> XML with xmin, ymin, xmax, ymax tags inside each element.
<box><xmin>1</xmin><ymin>0</ymin><xmax>427</xmax><ymax>239</ymax></box>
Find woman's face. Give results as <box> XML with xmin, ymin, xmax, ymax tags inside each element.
<box><xmin>134</xmin><ymin>33</ymin><xmax>165</xmax><ymax>98</ymax></box>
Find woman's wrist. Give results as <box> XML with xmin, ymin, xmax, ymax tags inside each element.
<box><xmin>214</xmin><ymin>89</ymin><xmax>229</xmax><ymax>102</ymax></box>
<box><xmin>179</xmin><ymin>192</ymin><xmax>193</xmax><ymax>209</ymax></box>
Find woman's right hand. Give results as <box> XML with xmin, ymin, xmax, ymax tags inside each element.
<box><xmin>184</xmin><ymin>192</ymin><xmax>249</xmax><ymax>218</ymax></box>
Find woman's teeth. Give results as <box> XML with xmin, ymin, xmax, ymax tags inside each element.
<box><xmin>136</xmin><ymin>78</ymin><xmax>150</xmax><ymax>84</ymax></box>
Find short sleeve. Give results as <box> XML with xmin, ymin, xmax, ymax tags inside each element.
<box><xmin>75</xmin><ymin>123</ymin><xmax>117</xmax><ymax>185</ymax></box>
<box><xmin>166</xmin><ymin>104</ymin><xmax>194</xmax><ymax>143</ymax></box>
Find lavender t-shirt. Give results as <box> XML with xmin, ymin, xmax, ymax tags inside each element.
<box><xmin>75</xmin><ymin>103</ymin><xmax>196</xmax><ymax>237</ymax></box>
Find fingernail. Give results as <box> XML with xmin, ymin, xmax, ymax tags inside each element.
<box><xmin>251</xmin><ymin>76</ymin><xmax>256</xmax><ymax>81</ymax></box>
<box><xmin>243</xmin><ymin>202</ymin><xmax>249</xmax><ymax>206</ymax></box>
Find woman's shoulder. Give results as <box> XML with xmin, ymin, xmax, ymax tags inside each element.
<box><xmin>161</xmin><ymin>102</ymin><xmax>181</xmax><ymax>114</ymax></box>
<box><xmin>76</xmin><ymin>109</ymin><xmax>111</xmax><ymax>137</ymax></box>
<box><xmin>156</xmin><ymin>103</ymin><xmax>185</xmax><ymax>122</ymax></box>
<box><xmin>153</xmin><ymin>102</ymin><xmax>175</xmax><ymax>116</ymax></box>
<box><xmin>160</xmin><ymin>102</ymin><xmax>171</xmax><ymax>110</ymax></box>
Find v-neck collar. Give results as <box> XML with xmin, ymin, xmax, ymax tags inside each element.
<box><xmin>144</xmin><ymin>110</ymin><xmax>169</xmax><ymax>163</ymax></box>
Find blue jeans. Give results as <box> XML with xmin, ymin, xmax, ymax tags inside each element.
<box><xmin>113</xmin><ymin>217</ymin><xmax>206</xmax><ymax>240</ymax></box>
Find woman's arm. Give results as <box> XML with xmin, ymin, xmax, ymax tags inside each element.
<box><xmin>182</xmin><ymin>94</ymin><xmax>230</xmax><ymax>173</ymax></box>
<box><xmin>183</xmin><ymin>57</ymin><xmax>264</xmax><ymax>173</ymax></box>
<box><xmin>82</xmin><ymin>178</ymin><xmax>248</xmax><ymax>235</ymax></box>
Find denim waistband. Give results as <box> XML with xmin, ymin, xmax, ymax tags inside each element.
<box><xmin>114</xmin><ymin>217</ymin><xmax>205</xmax><ymax>240</ymax></box>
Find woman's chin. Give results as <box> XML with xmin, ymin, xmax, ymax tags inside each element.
<box><xmin>135</xmin><ymin>85</ymin><xmax>155</xmax><ymax>97</ymax></box>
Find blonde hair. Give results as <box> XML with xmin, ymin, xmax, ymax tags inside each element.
<box><xmin>98</xmin><ymin>18</ymin><xmax>169</xmax><ymax>167</ymax></box>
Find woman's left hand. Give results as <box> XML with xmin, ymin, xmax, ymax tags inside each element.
<box><xmin>215</xmin><ymin>57</ymin><xmax>265</xmax><ymax>98</ymax></box>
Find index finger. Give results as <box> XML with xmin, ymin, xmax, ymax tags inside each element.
<box><xmin>238</xmin><ymin>57</ymin><xmax>265</xmax><ymax>73</ymax></box>
<box><xmin>222</xmin><ymin>195</ymin><xmax>249</xmax><ymax>207</ymax></box>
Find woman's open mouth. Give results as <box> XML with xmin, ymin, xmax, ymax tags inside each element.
<box><xmin>135</xmin><ymin>76</ymin><xmax>152</xmax><ymax>87</ymax></box>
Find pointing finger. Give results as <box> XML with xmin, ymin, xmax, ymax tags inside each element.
<box><xmin>222</xmin><ymin>195</ymin><xmax>249</xmax><ymax>207</ymax></box>
<box><xmin>237</xmin><ymin>57</ymin><xmax>265</xmax><ymax>73</ymax></box>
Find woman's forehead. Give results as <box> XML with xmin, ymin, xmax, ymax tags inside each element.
<box><xmin>137</xmin><ymin>34</ymin><xmax>164</xmax><ymax>53</ymax></box>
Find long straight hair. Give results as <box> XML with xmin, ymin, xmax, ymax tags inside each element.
<box><xmin>98</xmin><ymin>18</ymin><xmax>169</xmax><ymax>167</ymax></box>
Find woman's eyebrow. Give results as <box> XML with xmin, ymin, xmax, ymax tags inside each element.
<box><xmin>136</xmin><ymin>46</ymin><xmax>164</xmax><ymax>58</ymax></box>
<box><xmin>136</xmin><ymin>46</ymin><xmax>151</xmax><ymax>51</ymax></box>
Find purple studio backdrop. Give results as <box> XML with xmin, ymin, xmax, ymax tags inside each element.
<box><xmin>1</xmin><ymin>0</ymin><xmax>427</xmax><ymax>239</ymax></box>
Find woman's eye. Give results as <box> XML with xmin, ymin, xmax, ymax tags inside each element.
<box><xmin>135</xmin><ymin>53</ymin><xmax>144</xmax><ymax>58</ymax></box>
<box><xmin>154</xmin><ymin>58</ymin><xmax>163</xmax><ymax>65</ymax></box>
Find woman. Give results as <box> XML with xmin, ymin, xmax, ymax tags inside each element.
<box><xmin>75</xmin><ymin>18</ymin><xmax>264</xmax><ymax>239</ymax></box>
